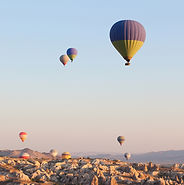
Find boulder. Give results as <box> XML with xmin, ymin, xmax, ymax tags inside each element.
<box><xmin>91</xmin><ymin>175</ymin><xmax>98</xmax><ymax>185</ymax></box>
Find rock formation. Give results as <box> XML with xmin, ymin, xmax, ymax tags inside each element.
<box><xmin>0</xmin><ymin>157</ymin><xmax>183</xmax><ymax>184</ymax></box>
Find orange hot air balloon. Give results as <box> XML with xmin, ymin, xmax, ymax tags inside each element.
<box><xmin>20</xmin><ymin>152</ymin><xmax>30</xmax><ymax>159</ymax></box>
<box><xmin>59</xmin><ymin>55</ymin><xmax>70</xmax><ymax>66</ymax></box>
<box><xmin>19</xmin><ymin>132</ymin><xmax>27</xmax><ymax>142</ymax></box>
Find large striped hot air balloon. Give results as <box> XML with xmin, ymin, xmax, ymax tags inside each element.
<box><xmin>19</xmin><ymin>132</ymin><xmax>27</xmax><ymax>142</ymax></box>
<box><xmin>110</xmin><ymin>20</ymin><xmax>146</xmax><ymax>66</ymax></box>
<box><xmin>66</xmin><ymin>48</ymin><xmax>77</xmax><ymax>62</ymax></box>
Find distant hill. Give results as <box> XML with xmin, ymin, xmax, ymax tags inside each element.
<box><xmin>72</xmin><ymin>150</ymin><xmax>184</xmax><ymax>164</ymax></box>
<box><xmin>0</xmin><ymin>148</ymin><xmax>51</xmax><ymax>159</ymax></box>
<box><xmin>0</xmin><ymin>148</ymin><xmax>183</xmax><ymax>163</ymax></box>
<box><xmin>132</xmin><ymin>150</ymin><xmax>184</xmax><ymax>164</ymax></box>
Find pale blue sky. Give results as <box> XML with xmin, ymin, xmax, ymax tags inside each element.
<box><xmin>0</xmin><ymin>0</ymin><xmax>184</xmax><ymax>154</ymax></box>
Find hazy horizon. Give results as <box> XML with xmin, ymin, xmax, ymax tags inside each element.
<box><xmin>0</xmin><ymin>0</ymin><xmax>184</xmax><ymax>154</ymax></box>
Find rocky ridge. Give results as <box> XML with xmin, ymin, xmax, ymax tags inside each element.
<box><xmin>0</xmin><ymin>157</ymin><xmax>184</xmax><ymax>184</ymax></box>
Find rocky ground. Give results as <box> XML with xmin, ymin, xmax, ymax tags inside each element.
<box><xmin>0</xmin><ymin>157</ymin><xmax>184</xmax><ymax>185</ymax></box>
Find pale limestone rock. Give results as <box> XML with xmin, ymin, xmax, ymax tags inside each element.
<box><xmin>58</xmin><ymin>171</ymin><xmax>65</xmax><ymax>176</ymax></box>
<box><xmin>0</xmin><ymin>174</ymin><xmax>6</xmax><ymax>181</ymax></box>
<box><xmin>99</xmin><ymin>164</ymin><xmax>109</xmax><ymax>171</ymax></box>
<box><xmin>157</xmin><ymin>178</ymin><xmax>166</xmax><ymax>185</ymax></box>
<box><xmin>98</xmin><ymin>170</ymin><xmax>106</xmax><ymax>184</ymax></box>
<box><xmin>40</xmin><ymin>160</ymin><xmax>48</xmax><ymax>169</ymax></box>
<box><xmin>175</xmin><ymin>175</ymin><xmax>180</xmax><ymax>183</ymax></box>
<box><xmin>28</xmin><ymin>159</ymin><xmax>40</xmax><ymax>168</ymax></box>
<box><xmin>148</xmin><ymin>162</ymin><xmax>154</xmax><ymax>169</ymax></box>
<box><xmin>179</xmin><ymin>164</ymin><xmax>184</xmax><ymax>169</ymax></box>
<box><xmin>66</xmin><ymin>173</ymin><xmax>74</xmax><ymax>177</ymax></box>
<box><xmin>138</xmin><ymin>172</ymin><xmax>146</xmax><ymax>179</ymax></box>
<box><xmin>31</xmin><ymin>169</ymin><xmax>42</xmax><ymax>179</ymax></box>
<box><xmin>11</xmin><ymin>170</ymin><xmax>30</xmax><ymax>182</ymax></box>
<box><xmin>109</xmin><ymin>176</ymin><xmax>118</xmax><ymax>185</ymax></box>
<box><xmin>109</xmin><ymin>166</ymin><xmax>117</xmax><ymax>175</ymax></box>
<box><xmin>50</xmin><ymin>161</ymin><xmax>67</xmax><ymax>172</ymax></box>
<box><xmin>91</xmin><ymin>159</ymin><xmax>100</xmax><ymax>165</ymax></box>
<box><xmin>151</xmin><ymin>171</ymin><xmax>159</xmax><ymax>176</ymax></box>
<box><xmin>5</xmin><ymin>159</ymin><xmax>16</xmax><ymax>166</ymax></box>
<box><xmin>90</xmin><ymin>175</ymin><xmax>98</xmax><ymax>185</ymax></box>
<box><xmin>132</xmin><ymin>170</ymin><xmax>140</xmax><ymax>180</ymax></box>
<box><xmin>133</xmin><ymin>162</ymin><xmax>148</xmax><ymax>172</ymax></box>
<box><xmin>79</xmin><ymin>159</ymin><xmax>88</xmax><ymax>166</ymax></box>
<box><xmin>173</xmin><ymin>163</ymin><xmax>179</xmax><ymax>169</ymax></box>
<box><xmin>93</xmin><ymin>167</ymin><xmax>98</xmax><ymax>172</ymax></box>
<box><xmin>82</xmin><ymin>163</ymin><xmax>93</xmax><ymax>169</ymax></box>
<box><xmin>115</xmin><ymin>176</ymin><xmax>124</xmax><ymax>184</ymax></box>
<box><xmin>38</xmin><ymin>173</ymin><xmax>49</xmax><ymax>182</ymax></box>
<box><xmin>70</xmin><ymin>162</ymin><xmax>78</xmax><ymax>169</ymax></box>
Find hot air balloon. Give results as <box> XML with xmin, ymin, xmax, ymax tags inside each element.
<box><xmin>117</xmin><ymin>136</ymin><xmax>125</xmax><ymax>146</ymax></box>
<box><xmin>110</xmin><ymin>20</ymin><xmax>146</xmax><ymax>66</ymax></box>
<box><xmin>66</xmin><ymin>48</ymin><xmax>77</xmax><ymax>62</ymax></box>
<box><xmin>50</xmin><ymin>149</ymin><xmax>58</xmax><ymax>158</ymax></box>
<box><xmin>59</xmin><ymin>55</ymin><xmax>69</xmax><ymax>66</ymax></box>
<box><xmin>19</xmin><ymin>132</ymin><xmax>27</xmax><ymax>142</ymax></box>
<box><xmin>20</xmin><ymin>152</ymin><xmax>30</xmax><ymax>159</ymax></box>
<box><xmin>62</xmin><ymin>152</ymin><xmax>71</xmax><ymax>160</ymax></box>
<box><xmin>124</xmin><ymin>153</ymin><xmax>131</xmax><ymax>160</ymax></box>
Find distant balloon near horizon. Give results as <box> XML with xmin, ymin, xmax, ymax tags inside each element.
<box><xmin>59</xmin><ymin>55</ymin><xmax>70</xmax><ymax>66</ymax></box>
<box><xmin>66</xmin><ymin>48</ymin><xmax>78</xmax><ymax>62</ymax></box>
<box><xmin>117</xmin><ymin>136</ymin><xmax>125</xmax><ymax>146</ymax></box>
<box><xmin>20</xmin><ymin>152</ymin><xmax>30</xmax><ymax>159</ymax></box>
<box><xmin>19</xmin><ymin>132</ymin><xmax>27</xmax><ymax>142</ymax></box>
<box><xmin>110</xmin><ymin>20</ymin><xmax>146</xmax><ymax>66</ymax></box>
<box><xmin>124</xmin><ymin>152</ymin><xmax>131</xmax><ymax>160</ymax></box>
<box><xmin>50</xmin><ymin>149</ymin><xmax>58</xmax><ymax>158</ymax></box>
<box><xmin>62</xmin><ymin>152</ymin><xmax>71</xmax><ymax>160</ymax></box>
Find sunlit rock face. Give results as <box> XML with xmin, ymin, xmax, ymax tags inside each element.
<box><xmin>0</xmin><ymin>157</ymin><xmax>183</xmax><ymax>184</ymax></box>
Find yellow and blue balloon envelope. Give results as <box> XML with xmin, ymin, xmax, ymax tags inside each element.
<box><xmin>67</xmin><ymin>48</ymin><xmax>78</xmax><ymax>62</ymax></box>
<box><xmin>110</xmin><ymin>20</ymin><xmax>146</xmax><ymax>65</ymax></box>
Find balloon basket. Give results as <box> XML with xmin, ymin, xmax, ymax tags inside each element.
<box><xmin>125</xmin><ymin>62</ymin><xmax>130</xmax><ymax>66</ymax></box>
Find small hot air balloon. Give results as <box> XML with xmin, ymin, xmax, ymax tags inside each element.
<box><xmin>124</xmin><ymin>153</ymin><xmax>131</xmax><ymax>160</ymax></box>
<box><xmin>66</xmin><ymin>48</ymin><xmax>77</xmax><ymax>62</ymax></box>
<box><xmin>59</xmin><ymin>55</ymin><xmax>70</xmax><ymax>66</ymax></box>
<box><xmin>50</xmin><ymin>149</ymin><xmax>58</xmax><ymax>158</ymax></box>
<box><xmin>110</xmin><ymin>20</ymin><xmax>146</xmax><ymax>66</ymax></box>
<box><xmin>20</xmin><ymin>152</ymin><xmax>30</xmax><ymax>159</ymax></box>
<box><xmin>62</xmin><ymin>152</ymin><xmax>71</xmax><ymax>160</ymax></box>
<box><xmin>117</xmin><ymin>136</ymin><xmax>125</xmax><ymax>146</ymax></box>
<box><xmin>19</xmin><ymin>132</ymin><xmax>27</xmax><ymax>142</ymax></box>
